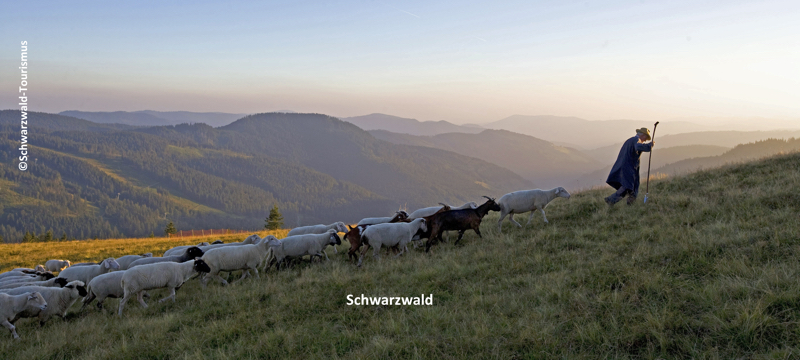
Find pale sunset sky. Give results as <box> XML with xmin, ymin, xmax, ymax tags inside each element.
<box><xmin>1</xmin><ymin>0</ymin><xmax>799</xmax><ymax>125</ymax></box>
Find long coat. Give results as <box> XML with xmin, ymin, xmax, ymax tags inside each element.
<box><xmin>606</xmin><ymin>136</ymin><xmax>652</xmax><ymax>196</ymax></box>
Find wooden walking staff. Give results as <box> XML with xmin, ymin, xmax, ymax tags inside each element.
<box><xmin>644</xmin><ymin>121</ymin><xmax>659</xmax><ymax>204</ymax></box>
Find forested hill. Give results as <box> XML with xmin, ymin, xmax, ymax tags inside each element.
<box><xmin>137</xmin><ymin>113</ymin><xmax>533</xmax><ymax>208</ymax></box>
<box><xmin>0</xmin><ymin>111</ymin><xmax>531</xmax><ymax>243</ymax></box>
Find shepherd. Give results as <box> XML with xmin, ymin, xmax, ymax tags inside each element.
<box><xmin>604</xmin><ymin>127</ymin><xmax>655</xmax><ymax>206</ymax></box>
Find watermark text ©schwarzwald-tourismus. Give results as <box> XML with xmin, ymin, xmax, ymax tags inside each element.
<box><xmin>18</xmin><ymin>41</ymin><xmax>29</xmax><ymax>171</ymax></box>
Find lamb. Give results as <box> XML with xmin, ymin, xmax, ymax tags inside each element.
<box><xmin>425</xmin><ymin>196</ymin><xmax>501</xmax><ymax>252</ymax></box>
<box><xmin>357</xmin><ymin>218</ymin><xmax>428</xmax><ymax>267</ymax></box>
<box><xmin>45</xmin><ymin>260</ymin><xmax>71</xmax><ymax>272</ymax></box>
<box><xmin>0</xmin><ymin>292</ymin><xmax>47</xmax><ymax>340</ymax></box>
<box><xmin>80</xmin><ymin>271</ymin><xmax>125</xmax><ymax>311</ymax></box>
<box><xmin>127</xmin><ymin>247</ymin><xmax>204</xmax><ymax>269</ymax></box>
<box><xmin>118</xmin><ymin>259</ymin><xmax>211</xmax><ymax>317</ymax></box>
<box><xmin>496</xmin><ymin>187</ymin><xmax>571</xmax><ymax>232</ymax></box>
<box><xmin>265</xmin><ymin>230</ymin><xmax>342</xmax><ymax>270</ymax></box>
<box><xmin>200</xmin><ymin>235</ymin><xmax>279</xmax><ymax>286</ymax></box>
<box><xmin>115</xmin><ymin>253</ymin><xmax>154</xmax><ymax>270</ymax></box>
<box><xmin>0</xmin><ymin>277</ymin><xmax>68</xmax><ymax>290</ymax></box>
<box><xmin>408</xmin><ymin>202</ymin><xmax>474</xmax><ymax>219</ymax></box>
<box><xmin>2</xmin><ymin>280</ymin><xmax>87</xmax><ymax>326</ymax></box>
<box><xmin>57</xmin><ymin>258</ymin><xmax>121</xmax><ymax>285</ymax></box>
<box><xmin>357</xmin><ymin>210</ymin><xmax>409</xmax><ymax>226</ymax></box>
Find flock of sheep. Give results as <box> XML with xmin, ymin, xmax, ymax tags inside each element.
<box><xmin>0</xmin><ymin>186</ymin><xmax>570</xmax><ymax>340</ymax></box>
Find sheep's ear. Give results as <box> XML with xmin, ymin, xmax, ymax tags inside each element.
<box><xmin>27</xmin><ymin>293</ymin><xmax>37</xmax><ymax>300</ymax></box>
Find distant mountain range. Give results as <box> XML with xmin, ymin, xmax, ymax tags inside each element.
<box><xmin>341</xmin><ymin>113</ymin><xmax>483</xmax><ymax>136</ymax></box>
<box><xmin>59</xmin><ymin>110</ymin><xmax>248</xmax><ymax>127</ymax></box>
<box><xmin>480</xmin><ymin>115</ymin><xmax>712</xmax><ymax>149</ymax></box>
<box><xmin>370</xmin><ymin>129</ymin><xmax>603</xmax><ymax>189</ymax></box>
<box><xmin>0</xmin><ymin>111</ymin><xmax>531</xmax><ymax>242</ymax></box>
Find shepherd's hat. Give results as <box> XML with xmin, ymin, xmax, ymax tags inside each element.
<box><xmin>635</xmin><ymin>127</ymin><xmax>651</xmax><ymax>140</ymax></box>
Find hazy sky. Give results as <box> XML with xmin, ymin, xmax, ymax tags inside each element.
<box><xmin>2</xmin><ymin>0</ymin><xmax>799</xmax><ymax>124</ymax></box>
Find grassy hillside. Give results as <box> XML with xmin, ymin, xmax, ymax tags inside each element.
<box><xmin>370</xmin><ymin>129</ymin><xmax>603</xmax><ymax>189</ymax></box>
<box><xmin>1</xmin><ymin>152</ymin><xmax>799</xmax><ymax>358</ymax></box>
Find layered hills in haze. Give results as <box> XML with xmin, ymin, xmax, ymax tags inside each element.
<box><xmin>342</xmin><ymin>113</ymin><xmax>483</xmax><ymax>136</ymax></box>
<box><xmin>60</xmin><ymin>110</ymin><xmax>248</xmax><ymax>127</ymax></box>
<box><xmin>0</xmin><ymin>111</ymin><xmax>530</xmax><ymax>242</ymax></box>
<box><xmin>370</xmin><ymin>129</ymin><xmax>603</xmax><ymax>189</ymax></box>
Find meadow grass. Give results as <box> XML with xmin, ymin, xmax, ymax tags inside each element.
<box><xmin>1</xmin><ymin>153</ymin><xmax>799</xmax><ymax>359</ymax></box>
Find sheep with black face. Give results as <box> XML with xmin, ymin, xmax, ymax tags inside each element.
<box><xmin>118</xmin><ymin>259</ymin><xmax>211</xmax><ymax>317</ymax></box>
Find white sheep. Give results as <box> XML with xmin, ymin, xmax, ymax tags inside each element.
<box><xmin>0</xmin><ymin>292</ymin><xmax>47</xmax><ymax>340</ymax></box>
<box><xmin>127</xmin><ymin>247</ymin><xmax>204</xmax><ymax>268</ymax></box>
<box><xmin>266</xmin><ymin>230</ymin><xmax>342</xmax><ymax>270</ymax></box>
<box><xmin>201</xmin><ymin>235</ymin><xmax>279</xmax><ymax>286</ymax></box>
<box><xmin>357</xmin><ymin>210</ymin><xmax>409</xmax><ymax>226</ymax></box>
<box><xmin>80</xmin><ymin>271</ymin><xmax>125</xmax><ymax>311</ymax></box>
<box><xmin>496</xmin><ymin>187</ymin><xmax>571</xmax><ymax>232</ymax></box>
<box><xmin>45</xmin><ymin>260</ymin><xmax>71</xmax><ymax>272</ymax></box>
<box><xmin>287</xmin><ymin>223</ymin><xmax>347</xmax><ymax>254</ymax></box>
<box><xmin>115</xmin><ymin>253</ymin><xmax>154</xmax><ymax>270</ymax></box>
<box><xmin>357</xmin><ymin>218</ymin><xmax>427</xmax><ymax>267</ymax></box>
<box><xmin>0</xmin><ymin>277</ymin><xmax>68</xmax><ymax>290</ymax></box>
<box><xmin>118</xmin><ymin>259</ymin><xmax>211</xmax><ymax>316</ymax></box>
<box><xmin>57</xmin><ymin>258</ymin><xmax>121</xmax><ymax>285</ymax></box>
<box><xmin>2</xmin><ymin>280</ymin><xmax>87</xmax><ymax>326</ymax></box>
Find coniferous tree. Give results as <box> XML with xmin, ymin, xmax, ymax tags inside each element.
<box><xmin>265</xmin><ymin>205</ymin><xmax>283</xmax><ymax>230</ymax></box>
<box><xmin>44</xmin><ymin>230</ymin><xmax>54</xmax><ymax>242</ymax></box>
<box><xmin>149</xmin><ymin>231</ymin><xmax>155</xmax><ymax>238</ymax></box>
<box><xmin>164</xmin><ymin>221</ymin><xmax>177</xmax><ymax>237</ymax></box>
<box><xmin>60</xmin><ymin>232</ymin><xmax>67</xmax><ymax>242</ymax></box>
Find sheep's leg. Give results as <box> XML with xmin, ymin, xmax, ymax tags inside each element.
<box><xmin>251</xmin><ymin>266</ymin><xmax>260</xmax><ymax>280</ymax></box>
<box><xmin>96</xmin><ymin>296</ymin><xmax>106</xmax><ymax>310</ymax></box>
<box><xmin>540</xmin><ymin>207</ymin><xmax>548</xmax><ymax>223</ymax></box>
<box><xmin>80</xmin><ymin>291</ymin><xmax>96</xmax><ymax>312</ymax></box>
<box><xmin>508</xmin><ymin>214</ymin><xmax>523</xmax><ymax>228</ymax></box>
<box><xmin>497</xmin><ymin>211</ymin><xmax>509</xmax><ymax>232</ymax></box>
<box><xmin>323</xmin><ymin>249</ymin><xmax>330</xmax><ymax>261</ymax></box>
<box><xmin>137</xmin><ymin>291</ymin><xmax>148</xmax><ymax>308</ymax></box>
<box><xmin>2</xmin><ymin>320</ymin><xmax>18</xmax><ymax>340</ymax></box>
<box><xmin>118</xmin><ymin>294</ymin><xmax>130</xmax><ymax>316</ymax></box>
<box><xmin>373</xmin><ymin>244</ymin><xmax>381</xmax><ymax>260</ymax></box>
<box><xmin>526</xmin><ymin>211</ymin><xmax>535</xmax><ymax>226</ymax></box>
<box><xmin>158</xmin><ymin>288</ymin><xmax>176</xmax><ymax>303</ymax></box>
<box><xmin>212</xmin><ymin>272</ymin><xmax>230</xmax><ymax>286</ymax></box>
<box><xmin>357</xmin><ymin>243</ymin><xmax>371</xmax><ymax>267</ymax></box>
<box><xmin>473</xmin><ymin>225</ymin><xmax>483</xmax><ymax>238</ymax></box>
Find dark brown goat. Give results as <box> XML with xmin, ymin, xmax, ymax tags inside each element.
<box><xmin>425</xmin><ymin>196</ymin><xmax>501</xmax><ymax>252</ymax></box>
